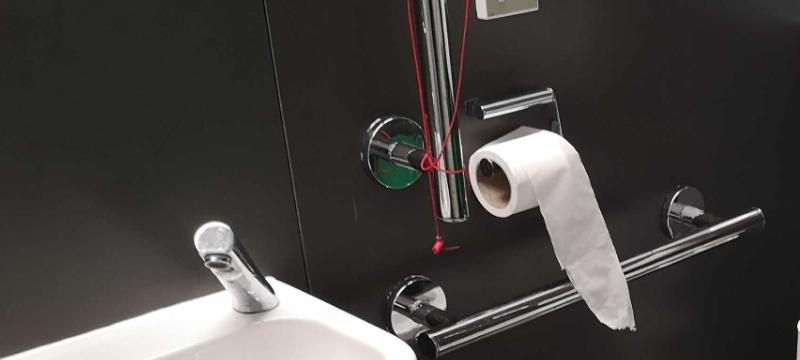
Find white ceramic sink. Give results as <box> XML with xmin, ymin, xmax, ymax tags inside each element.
<box><xmin>5</xmin><ymin>278</ymin><xmax>415</xmax><ymax>360</ymax></box>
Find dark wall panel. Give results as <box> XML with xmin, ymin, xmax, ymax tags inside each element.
<box><xmin>266</xmin><ymin>0</ymin><xmax>799</xmax><ymax>359</ymax></box>
<box><xmin>0</xmin><ymin>0</ymin><xmax>305</xmax><ymax>356</ymax></box>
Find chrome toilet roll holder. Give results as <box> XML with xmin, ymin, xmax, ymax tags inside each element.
<box><xmin>385</xmin><ymin>186</ymin><xmax>765</xmax><ymax>358</ymax></box>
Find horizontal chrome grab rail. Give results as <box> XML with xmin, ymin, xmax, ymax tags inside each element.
<box><xmin>416</xmin><ymin>207</ymin><xmax>765</xmax><ymax>358</ymax></box>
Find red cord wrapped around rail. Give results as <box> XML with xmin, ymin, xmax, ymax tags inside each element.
<box><xmin>405</xmin><ymin>0</ymin><xmax>472</xmax><ymax>254</ymax></box>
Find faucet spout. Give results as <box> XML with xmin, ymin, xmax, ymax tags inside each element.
<box><xmin>193</xmin><ymin>221</ymin><xmax>279</xmax><ymax>313</ymax></box>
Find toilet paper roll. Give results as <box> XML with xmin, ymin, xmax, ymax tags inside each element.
<box><xmin>469</xmin><ymin>127</ymin><xmax>635</xmax><ymax>330</ymax></box>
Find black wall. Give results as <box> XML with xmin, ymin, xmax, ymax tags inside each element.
<box><xmin>0</xmin><ymin>0</ymin><xmax>305</xmax><ymax>356</ymax></box>
<box><xmin>266</xmin><ymin>0</ymin><xmax>800</xmax><ymax>359</ymax></box>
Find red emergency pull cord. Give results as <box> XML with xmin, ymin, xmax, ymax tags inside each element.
<box><xmin>432</xmin><ymin>237</ymin><xmax>462</xmax><ymax>255</ymax></box>
<box><xmin>406</xmin><ymin>0</ymin><xmax>471</xmax><ymax>255</ymax></box>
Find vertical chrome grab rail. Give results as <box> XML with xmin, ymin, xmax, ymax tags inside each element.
<box><xmin>361</xmin><ymin>1</ymin><xmax>474</xmax><ymax>211</ymax></box>
<box><xmin>413</xmin><ymin>0</ymin><xmax>469</xmax><ymax>222</ymax></box>
<box><xmin>416</xmin><ymin>208</ymin><xmax>765</xmax><ymax>358</ymax></box>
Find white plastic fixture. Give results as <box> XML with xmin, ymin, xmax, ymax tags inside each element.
<box><xmin>5</xmin><ymin>278</ymin><xmax>416</xmax><ymax>360</ymax></box>
<box><xmin>475</xmin><ymin>0</ymin><xmax>539</xmax><ymax>20</ymax></box>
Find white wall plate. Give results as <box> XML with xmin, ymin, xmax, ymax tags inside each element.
<box><xmin>475</xmin><ymin>0</ymin><xmax>539</xmax><ymax>20</ymax></box>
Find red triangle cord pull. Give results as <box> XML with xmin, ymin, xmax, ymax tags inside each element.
<box><xmin>432</xmin><ymin>237</ymin><xmax>461</xmax><ymax>255</ymax></box>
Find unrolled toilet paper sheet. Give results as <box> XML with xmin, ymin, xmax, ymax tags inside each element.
<box><xmin>469</xmin><ymin>127</ymin><xmax>635</xmax><ymax>330</ymax></box>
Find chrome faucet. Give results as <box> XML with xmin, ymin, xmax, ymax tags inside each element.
<box><xmin>193</xmin><ymin>221</ymin><xmax>279</xmax><ymax>313</ymax></box>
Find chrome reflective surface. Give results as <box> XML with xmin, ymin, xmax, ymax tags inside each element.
<box><xmin>414</xmin><ymin>207</ymin><xmax>765</xmax><ymax>358</ymax></box>
<box><xmin>413</xmin><ymin>0</ymin><xmax>469</xmax><ymax>222</ymax></box>
<box><xmin>194</xmin><ymin>222</ymin><xmax>279</xmax><ymax>314</ymax></box>
<box><xmin>464</xmin><ymin>87</ymin><xmax>563</xmax><ymax>135</ymax></box>
<box><xmin>661</xmin><ymin>185</ymin><xmax>708</xmax><ymax>238</ymax></box>
<box><xmin>361</xmin><ymin>116</ymin><xmax>425</xmax><ymax>190</ymax></box>
<box><xmin>387</xmin><ymin>275</ymin><xmax>448</xmax><ymax>343</ymax></box>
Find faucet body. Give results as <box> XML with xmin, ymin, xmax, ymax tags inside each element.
<box><xmin>194</xmin><ymin>221</ymin><xmax>279</xmax><ymax>313</ymax></box>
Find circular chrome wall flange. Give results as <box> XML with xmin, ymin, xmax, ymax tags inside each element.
<box><xmin>661</xmin><ymin>185</ymin><xmax>706</xmax><ymax>239</ymax></box>
<box><xmin>386</xmin><ymin>275</ymin><xmax>447</xmax><ymax>343</ymax></box>
<box><xmin>361</xmin><ymin>116</ymin><xmax>424</xmax><ymax>190</ymax></box>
